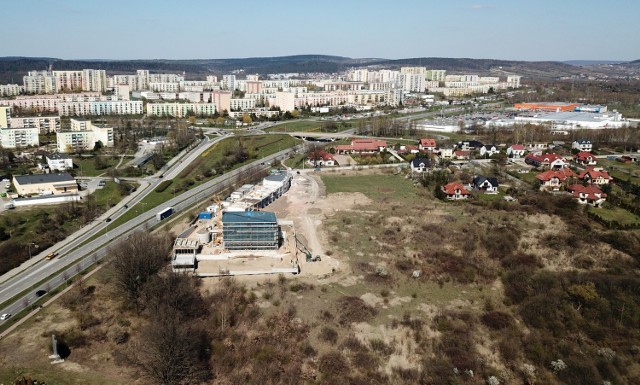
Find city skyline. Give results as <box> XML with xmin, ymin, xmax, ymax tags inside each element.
<box><xmin>1</xmin><ymin>0</ymin><xmax>639</xmax><ymax>62</ymax></box>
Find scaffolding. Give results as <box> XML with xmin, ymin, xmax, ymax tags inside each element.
<box><xmin>222</xmin><ymin>211</ymin><xmax>279</xmax><ymax>250</ymax></box>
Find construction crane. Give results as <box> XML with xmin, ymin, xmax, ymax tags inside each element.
<box><xmin>294</xmin><ymin>234</ymin><xmax>321</xmax><ymax>262</ymax></box>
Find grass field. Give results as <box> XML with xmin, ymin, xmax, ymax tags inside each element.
<box><xmin>73</xmin><ymin>156</ymin><xmax>120</xmax><ymax>177</ymax></box>
<box><xmin>266</xmin><ymin>120</ymin><xmax>323</xmax><ymax>132</ymax></box>
<box><xmin>321</xmin><ymin>172</ymin><xmax>417</xmax><ymax>201</ymax></box>
<box><xmin>589</xmin><ymin>205</ymin><xmax>640</xmax><ymax>225</ymax></box>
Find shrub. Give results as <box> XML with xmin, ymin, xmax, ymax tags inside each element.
<box><xmin>319</xmin><ymin>326</ymin><xmax>338</xmax><ymax>344</ymax></box>
<box><xmin>481</xmin><ymin>311</ymin><xmax>514</xmax><ymax>330</ymax></box>
<box><xmin>337</xmin><ymin>296</ymin><xmax>377</xmax><ymax>325</ymax></box>
<box><xmin>155</xmin><ymin>180</ymin><xmax>173</xmax><ymax>193</ymax></box>
<box><xmin>318</xmin><ymin>351</ymin><xmax>348</xmax><ymax>377</ymax></box>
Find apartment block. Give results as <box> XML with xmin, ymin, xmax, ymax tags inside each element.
<box><xmin>58</xmin><ymin>100</ymin><xmax>143</xmax><ymax>116</ymax></box>
<box><xmin>10</xmin><ymin>115</ymin><xmax>61</xmax><ymax>133</ymax></box>
<box><xmin>23</xmin><ymin>71</ymin><xmax>57</xmax><ymax>94</ymax></box>
<box><xmin>0</xmin><ymin>84</ymin><xmax>22</xmax><ymax>97</ymax></box>
<box><xmin>146</xmin><ymin>102</ymin><xmax>216</xmax><ymax>117</ymax></box>
<box><xmin>53</xmin><ymin>70</ymin><xmax>84</xmax><ymax>92</ymax></box>
<box><xmin>0</xmin><ymin>106</ymin><xmax>10</xmax><ymax>127</ymax></box>
<box><xmin>57</xmin><ymin>118</ymin><xmax>114</xmax><ymax>152</ymax></box>
<box><xmin>82</xmin><ymin>69</ymin><xmax>107</xmax><ymax>92</ymax></box>
<box><xmin>0</xmin><ymin>127</ymin><xmax>39</xmax><ymax>148</ymax></box>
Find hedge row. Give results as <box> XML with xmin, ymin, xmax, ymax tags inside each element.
<box><xmin>155</xmin><ymin>180</ymin><xmax>173</xmax><ymax>193</ymax></box>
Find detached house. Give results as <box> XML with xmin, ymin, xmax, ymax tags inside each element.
<box><xmin>418</xmin><ymin>138</ymin><xmax>437</xmax><ymax>152</ymax></box>
<box><xmin>572</xmin><ymin>139</ymin><xmax>593</xmax><ymax>152</ymax></box>
<box><xmin>472</xmin><ymin>176</ymin><xmax>499</xmax><ymax>193</ymax></box>
<box><xmin>458</xmin><ymin>140</ymin><xmax>484</xmax><ymax>151</ymax></box>
<box><xmin>536</xmin><ymin>168</ymin><xmax>577</xmax><ymax>191</ymax></box>
<box><xmin>45</xmin><ymin>153</ymin><xmax>73</xmax><ymax>171</ymax></box>
<box><xmin>307</xmin><ymin>151</ymin><xmax>336</xmax><ymax>167</ymax></box>
<box><xmin>573</xmin><ymin>151</ymin><xmax>597</xmax><ymax>166</ymax></box>
<box><xmin>507</xmin><ymin>144</ymin><xmax>526</xmax><ymax>158</ymax></box>
<box><xmin>525</xmin><ymin>153</ymin><xmax>568</xmax><ymax>169</ymax></box>
<box><xmin>454</xmin><ymin>150</ymin><xmax>471</xmax><ymax>160</ymax></box>
<box><xmin>438</xmin><ymin>146</ymin><xmax>455</xmax><ymax>159</ymax></box>
<box><xmin>396</xmin><ymin>144</ymin><xmax>419</xmax><ymax>155</ymax></box>
<box><xmin>578</xmin><ymin>167</ymin><xmax>612</xmax><ymax>185</ymax></box>
<box><xmin>567</xmin><ymin>184</ymin><xmax>607</xmax><ymax>207</ymax></box>
<box><xmin>410</xmin><ymin>158</ymin><xmax>430</xmax><ymax>173</ymax></box>
<box><xmin>479</xmin><ymin>144</ymin><xmax>500</xmax><ymax>158</ymax></box>
<box><xmin>442</xmin><ymin>182</ymin><xmax>471</xmax><ymax>200</ymax></box>
<box><xmin>334</xmin><ymin>139</ymin><xmax>387</xmax><ymax>155</ymax></box>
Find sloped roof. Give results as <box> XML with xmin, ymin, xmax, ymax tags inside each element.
<box><xmin>419</xmin><ymin>138</ymin><xmax>436</xmax><ymax>147</ymax></box>
<box><xmin>411</xmin><ymin>158</ymin><xmax>430</xmax><ymax>167</ymax></box>
<box><xmin>567</xmin><ymin>184</ymin><xmax>606</xmax><ymax>200</ymax></box>
<box><xmin>509</xmin><ymin>144</ymin><xmax>525</xmax><ymax>151</ymax></box>
<box><xmin>442</xmin><ymin>182</ymin><xmax>470</xmax><ymax>195</ymax></box>
<box><xmin>536</xmin><ymin>168</ymin><xmax>576</xmax><ymax>181</ymax></box>
<box><xmin>578</xmin><ymin>167</ymin><xmax>611</xmax><ymax>180</ymax></box>
<box><xmin>573</xmin><ymin>151</ymin><xmax>596</xmax><ymax>161</ymax></box>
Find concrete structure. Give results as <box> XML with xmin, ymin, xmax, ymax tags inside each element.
<box><xmin>23</xmin><ymin>71</ymin><xmax>56</xmax><ymax>94</ymax></box>
<box><xmin>222</xmin><ymin>211</ymin><xmax>279</xmax><ymax>250</ymax></box>
<box><xmin>515</xmin><ymin>111</ymin><xmax>627</xmax><ymax>130</ymax></box>
<box><xmin>514</xmin><ymin>102</ymin><xmax>581</xmax><ymax>112</ymax></box>
<box><xmin>82</xmin><ymin>69</ymin><xmax>107</xmax><ymax>92</ymax></box>
<box><xmin>12</xmin><ymin>173</ymin><xmax>77</xmax><ymax>196</ymax></box>
<box><xmin>0</xmin><ymin>127</ymin><xmax>39</xmax><ymax>148</ymax></box>
<box><xmin>45</xmin><ymin>153</ymin><xmax>73</xmax><ymax>171</ymax></box>
<box><xmin>53</xmin><ymin>71</ymin><xmax>84</xmax><ymax>92</ymax></box>
<box><xmin>0</xmin><ymin>106</ymin><xmax>10</xmax><ymax>128</ymax></box>
<box><xmin>57</xmin><ymin>100</ymin><xmax>143</xmax><ymax>116</ymax></box>
<box><xmin>9</xmin><ymin>115</ymin><xmax>60</xmax><ymax>133</ymax></box>
<box><xmin>0</xmin><ymin>84</ymin><xmax>22</xmax><ymax>97</ymax></box>
<box><xmin>146</xmin><ymin>102</ymin><xmax>216</xmax><ymax>117</ymax></box>
<box><xmin>57</xmin><ymin>118</ymin><xmax>114</xmax><ymax>152</ymax></box>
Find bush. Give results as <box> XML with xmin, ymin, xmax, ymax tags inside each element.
<box><xmin>155</xmin><ymin>180</ymin><xmax>173</xmax><ymax>193</ymax></box>
<box><xmin>481</xmin><ymin>311</ymin><xmax>514</xmax><ymax>330</ymax></box>
<box><xmin>318</xmin><ymin>352</ymin><xmax>348</xmax><ymax>377</ymax></box>
<box><xmin>319</xmin><ymin>326</ymin><xmax>338</xmax><ymax>344</ymax></box>
<box><xmin>338</xmin><ymin>296</ymin><xmax>377</xmax><ymax>325</ymax></box>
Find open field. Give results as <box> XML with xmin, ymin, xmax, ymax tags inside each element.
<box><xmin>589</xmin><ymin>204</ymin><xmax>640</xmax><ymax>225</ymax></box>
<box><xmin>3</xmin><ymin>167</ymin><xmax>640</xmax><ymax>385</ymax></box>
<box><xmin>72</xmin><ymin>156</ymin><xmax>120</xmax><ymax>177</ymax></box>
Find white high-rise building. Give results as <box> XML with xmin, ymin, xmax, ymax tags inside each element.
<box><xmin>23</xmin><ymin>71</ymin><xmax>57</xmax><ymax>94</ymax></box>
<box><xmin>0</xmin><ymin>84</ymin><xmax>22</xmax><ymax>97</ymax></box>
<box><xmin>223</xmin><ymin>75</ymin><xmax>236</xmax><ymax>91</ymax></box>
<box><xmin>82</xmin><ymin>69</ymin><xmax>107</xmax><ymax>92</ymax></box>
<box><xmin>507</xmin><ymin>75</ymin><xmax>522</xmax><ymax>88</ymax></box>
<box><xmin>53</xmin><ymin>70</ymin><xmax>84</xmax><ymax>92</ymax></box>
<box><xmin>0</xmin><ymin>127</ymin><xmax>39</xmax><ymax>148</ymax></box>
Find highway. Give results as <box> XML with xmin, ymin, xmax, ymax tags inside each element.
<box><xmin>0</xmin><ymin>133</ymin><xmax>299</xmax><ymax>325</ymax></box>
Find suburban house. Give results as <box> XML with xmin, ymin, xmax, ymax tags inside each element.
<box><xmin>307</xmin><ymin>151</ymin><xmax>336</xmax><ymax>167</ymax></box>
<box><xmin>578</xmin><ymin>167</ymin><xmax>612</xmax><ymax>185</ymax></box>
<box><xmin>396</xmin><ymin>144</ymin><xmax>419</xmax><ymax>155</ymax></box>
<box><xmin>479</xmin><ymin>144</ymin><xmax>500</xmax><ymax>158</ymax></box>
<box><xmin>454</xmin><ymin>150</ymin><xmax>471</xmax><ymax>160</ymax></box>
<box><xmin>418</xmin><ymin>138</ymin><xmax>437</xmax><ymax>152</ymax></box>
<box><xmin>525</xmin><ymin>153</ymin><xmax>568</xmax><ymax>169</ymax></box>
<box><xmin>567</xmin><ymin>184</ymin><xmax>607</xmax><ymax>207</ymax></box>
<box><xmin>458</xmin><ymin>140</ymin><xmax>484</xmax><ymax>151</ymax></box>
<box><xmin>12</xmin><ymin>173</ymin><xmax>78</xmax><ymax>196</ymax></box>
<box><xmin>334</xmin><ymin>139</ymin><xmax>387</xmax><ymax>155</ymax></box>
<box><xmin>507</xmin><ymin>144</ymin><xmax>526</xmax><ymax>158</ymax></box>
<box><xmin>472</xmin><ymin>176</ymin><xmax>499</xmax><ymax>193</ymax></box>
<box><xmin>45</xmin><ymin>153</ymin><xmax>73</xmax><ymax>171</ymax></box>
<box><xmin>410</xmin><ymin>158</ymin><xmax>430</xmax><ymax>173</ymax></box>
<box><xmin>572</xmin><ymin>139</ymin><xmax>593</xmax><ymax>152</ymax></box>
<box><xmin>442</xmin><ymin>182</ymin><xmax>471</xmax><ymax>200</ymax></box>
<box><xmin>535</xmin><ymin>168</ymin><xmax>577</xmax><ymax>191</ymax></box>
<box><xmin>573</xmin><ymin>151</ymin><xmax>597</xmax><ymax>166</ymax></box>
<box><xmin>526</xmin><ymin>142</ymin><xmax>548</xmax><ymax>152</ymax></box>
<box><xmin>438</xmin><ymin>147</ymin><xmax>455</xmax><ymax>159</ymax></box>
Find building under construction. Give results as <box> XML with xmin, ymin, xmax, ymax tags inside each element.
<box><xmin>221</xmin><ymin>211</ymin><xmax>279</xmax><ymax>250</ymax></box>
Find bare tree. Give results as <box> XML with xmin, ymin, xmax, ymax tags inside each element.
<box><xmin>108</xmin><ymin>231</ymin><xmax>172</xmax><ymax>309</ymax></box>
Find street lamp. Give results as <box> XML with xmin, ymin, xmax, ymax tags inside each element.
<box><xmin>28</xmin><ymin>242</ymin><xmax>38</xmax><ymax>260</ymax></box>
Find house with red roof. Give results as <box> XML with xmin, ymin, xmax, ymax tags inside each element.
<box><xmin>454</xmin><ymin>150</ymin><xmax>471</xmax><ymax>160</ymax></box>
<box><xmin>418</xmin><ymin>138</ymin><xmax>437</xmax><ymax>152</ymax></box>
<box><xmin>578</xmin><ymin>167</ymin><xmax>612</xmax><ymax>185</ymax></box>
<box><xmin>573</xmin><ymin>151</ymin><xmax>597</xmax><ymax>166</ymax></box>
<box><xmin>525</xmin><ymin>153</ymin><xmax>568</xmax><ymax>169</ymax></box>
<box><xmin>307</xmin><ymin>151</ymin><xmax>336</xmax><ymax>167</ymax></box>
<box><xmin>535</xmin><ymin>168</ymin><xmax>576</xmax><ymax>191</ymax></box>
<box><xmin>442</xmin><ymin>182</ymin><xmax>471</xmax><ymax>200</ymax></box>
<box><xmin>506</xmin><ymin>144</ymin><xmax>526</xmax><ymax>158</ymax></box>
<box><xmin>567</xmin><ymin>184</ymin><xmax>607</xmax><ymax>207</ymax></box>
<box><xmin>334</xmin><ymin>139</ymin><xmax>387</xmax><ymax>155</ymax></box>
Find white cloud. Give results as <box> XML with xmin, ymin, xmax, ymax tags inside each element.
<box><xmin>467</xmin><ymin>4</ymin><xmax>495</xmax><ymax>10</ymax></box>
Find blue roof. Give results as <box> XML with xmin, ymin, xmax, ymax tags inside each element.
<box><xmin>222</xmin><ymin>211</ymin><xmax>277</xmax><ymax>224</ymax></box>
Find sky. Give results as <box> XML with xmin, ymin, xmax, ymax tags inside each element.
<box><xmin>2</xmin><ymin>0</ymin><xmax>639</xmax><ymax>62</ymax></box>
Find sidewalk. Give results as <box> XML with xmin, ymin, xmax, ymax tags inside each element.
<box><xmin>0</xmin><ymin>179</ymin><xmax>149</xmax><ymax>286</ymax></box>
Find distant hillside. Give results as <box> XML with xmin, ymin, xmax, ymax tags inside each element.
<box><xmin>562</xmin><ymin>60</ymin><xmax>627</xmax><ymax>66</ymax></box>
<box><xmin>0</xmin><ymin>55</ymin><xmax>595</xmax><ymax>84</ymax></box>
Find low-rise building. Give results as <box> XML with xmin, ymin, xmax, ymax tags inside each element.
<box><xmin>410</xmin><ymin>158</ymin><xmax>430</xmax><ymax>173</ymax></box>
<box><xmin>12</xmin><ymin>173</ymin><xmax>77</xmax><ymax>196</ymax></box>
<box><xmin>418</xmin><ymin>138</ymin><xmax>437</xmax><ymax>152</ymax></box>
<box><xmin>573</xmin><ymin>139</ymin><xmax>593</xmax><ymax>152</ymax></box>
<box><xmin>442</xmin><ymin>182</ymin><xmax>471</xmax><ymax>200</ymax></box>
<box><xmin>573</xmin><ymin>151</ymin><xmax>597</xmax><ymax>166</ymax></box>
<box><xmin>567</xmin><ymin>184</ymin><xmax>607</xmax><ymax>207</ymax></box>
<box><xmin>472</xmin><ymin>176</ymin><xmax>499</xmax><ymax>193</ymax></box>
<box><xmin>535</xmin><ymin>168</ymin><xmax>576</xmax><ymax>191</ymax></box>
<box><xmin>45</xmin><ymin>153</ymin><xmax>73</xmax><ymax>171</ymax></box>
<box><xmin>507</xmin><ymin>144</ymin><xmax>526</xmax><ymax>158</ymax></box>
<box><xmin>578</xmin><ymin>167</ymin><xmax>612</xmax><ymax>185</ymax></box>
<box><xmin>525</xmin><ymin>153</ymin><xmax>568</xmax><ymax>169</ymax></box>
<box><xmin>334</xmin><ymin>139</ymin><xmax>387</xmax><ymax>155</ymax></box>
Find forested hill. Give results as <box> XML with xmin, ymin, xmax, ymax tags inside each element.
<box><xmin>0</xmin><ymin>55</ymin><xmax>588</xmax><ymax>83</ymax></box>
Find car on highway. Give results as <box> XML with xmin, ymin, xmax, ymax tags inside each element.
<box><xmin>0</xmin><ymin>313</ymin><xmax>11</xmax><ymax>320</ymax></box>
<box><xmin>105</xmin><ymin>218</ymin><xmax>112</xmax><ymax>222</ymax></box>
<box><xmin>35</xmin><ymin>289</ymin><xmax>47</xmax><ymax>297</ymax></box>
<box><xmin>45</xmin><ymin>252</ymin><xmax>58</xmax><ymax>260</ymax></box>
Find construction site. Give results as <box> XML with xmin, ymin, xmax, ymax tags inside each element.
<box><xmin>170</xmin><ymin>169</ymin><xmax>328</xmax><ymax>277</ymax></box>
